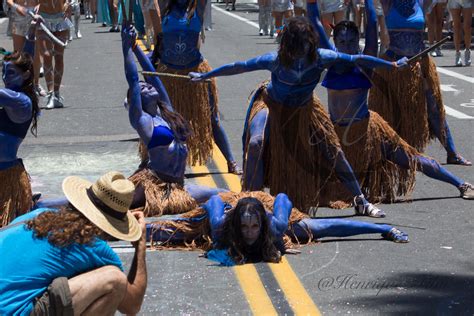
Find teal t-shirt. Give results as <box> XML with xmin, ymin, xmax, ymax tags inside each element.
<box><xmin>0</xmin><ymin>208</ymin><xmax>123</xmax><ymax>316</ymax></box>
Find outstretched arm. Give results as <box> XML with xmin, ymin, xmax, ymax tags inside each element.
<box><xmin>202</xmin><ymin>195</ymin><xmax>226</xmax><ymax>241</ymax></box>
<box><xmin>132</xmin><ymin>37</ymin><xmax>173</xmax><ymax>111</ymax></box>
<box><xmin>307</xmin><ymin>0</ymin><xmax>335</xmax><ymax>51</ymax></box>
<box><xmin>318</xmin><ymin>48</ymin><xmax>407</xmax><ymax>70</ymax></box>
<box><xmin>189</xmin><ymin>52</ymin><xmax>276</xmax><ymax>81</ymax></box>
<box><xmin>271</xmin><ymin>194</ymin><xmax>292</xmax><ymax>239</ymax></box>
<box><xmin>122</xmin><ymin>25</ymin><xmax>152</xmax><ymax>141</ymax></box>
<box><xmin>363</xmin><ymin>0</ymin><xmax>378</xmax><ymax>56</ymax></box>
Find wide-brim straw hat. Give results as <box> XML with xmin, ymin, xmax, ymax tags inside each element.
<box><xmin>62</xmin><ymin>171</ymin><xmax>142</xmax><ymax>242</ymax></box>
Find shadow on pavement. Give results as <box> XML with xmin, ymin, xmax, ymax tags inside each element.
<box><xmin>332</xmin><ymin>269</ymin><xmax>474</xmax><ymax>314</ymax></box>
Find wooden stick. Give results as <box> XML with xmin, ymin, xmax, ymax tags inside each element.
<box><xmin>141</xmin><ymin>71</ymin><xmax>212</xmax><ymax>82</ymax></box>
<box><xmin>408</xmin><ymin>36</ymin><xmax>452</xmax><ymax>63</ymax></box>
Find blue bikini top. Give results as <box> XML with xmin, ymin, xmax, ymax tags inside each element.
<box><xmin>322</xmin><ymin>66</ymin><xmax>372</xmax><ymax>90</ymax></box>
<box><xmin>385</xmin><ymin>0</ymin><xmax>425</xmax><ymax>30</ymax></box>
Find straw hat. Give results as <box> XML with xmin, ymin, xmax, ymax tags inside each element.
<box><xmin>62</xmin><ymin>171</ymin><xmax>142</xmax><ymax>242</ymax></box>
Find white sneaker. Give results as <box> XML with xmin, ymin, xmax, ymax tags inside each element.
<box><xmin>259</xmin><ymin>29</ymin><xmax>264</xmax><ymax>36</ymax></box>
<box><xmin>455</xmin><ymin>51</ymin><xmax>463</xmax><ymax>66</ymax></box>
<box><xmin>430</xmin><ymin>50</ymin><xmax>438</xmax><ymax>57</ymax></box>
<box><xmin>76</xmin><ymin>30</ymin><xmax>82</xmax><ymax>39</ymax></box>
<box><xmin>68</xmin><ymin>32</ymin><xmax>73</xmax><ymax>42</ymax></box>
<box><xmin>54</xmin><ymin>92</ymin><xmax>64</xmax><ymax>108</ymax></box>
<box><xmin>465</xmin><ymin>49</ymin><xmax>471</xmax><ymax>66</ymax></box>
<box><xmin>44</xmin><ymin>92</ymin><xmax>55</xmax><ymax>109</ymax></box>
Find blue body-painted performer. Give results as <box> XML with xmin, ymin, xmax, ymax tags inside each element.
<box><xmin>0</xmin><ymin>21</ymin><xmax>41</xmax><ymax>227</ymax></box>
<box><xmin>122</xmin><ymin>25</ymin><xmax>226</xmax><ymax>217</ymax></box>
<box><xmin>146</xmin><ymin>192</ymin><xmax>408</xmax><ymax>266</ymax></box>
<box><xmin>148</xmin><ymin>0</ymin><xmax>241</xmax><ymax>173</ymax></box>
<box><xmin>368</xmin><ymin>0</ymin><xmax>470</xmax><ymax>165</ymax></box>
<box><xmin>308</xmin><ymin>0</ymin><xmax>474</xmax><ymax>202</ymax></box>
<box><xmin>189</xmin><ymin>17</ymin><xmax>407</xmax><ymax>216</ymax></box>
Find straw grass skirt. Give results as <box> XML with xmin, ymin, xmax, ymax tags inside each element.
<box><xmin>319</xmin><ymin>111</ymin><xmax>418</xmax><ymax>207</ymax></box>
<box><xmin>154</xmin><ymin>59</ymin><xmax>218</xmax><ymax>166</ymax></box>
<box><xmin>0</xmin><ymin>161</ymin><xmax>32</xmax><ymax>227</ymax></box>
<box><xmin>242</xmin><ymin>84</ymin><xmax>341</xmax><ymax>211</ymax></box>
<box><xmin>369</xmin><ymin>55</ymin><xmax>446</xmax><ymax>152</ymax></box>
<box><xmin>129</xmin><ymin>168</ymin><xmax>198</xmax><ymax>217</ymax></box>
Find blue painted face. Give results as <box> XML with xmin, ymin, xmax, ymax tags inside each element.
<box><xmin>140</xmin><ymin>83</ymin><xmax>161</xmax><ymax>117</ymax></box>
<box><xmin>334</xmin><ymin>29</ymin><xmax>360</xmax><ymax>55</ymax></box>
<box><xmin>2</xmin><ymin>61</ymin><xmax>27</xmax><ymax>90</ymax></box>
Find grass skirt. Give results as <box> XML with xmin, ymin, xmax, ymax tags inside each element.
<box><xmin>155</xmin><ymin>60</ymin><xmax>218</xmax><ymax>166</ymax></box>
<box><xmin>243</xmin><ymin>84</ymin><xmax>341</xmax><ymax>211</ymax></box>
<box><xmin>129</xmin><ymin>168</ymin><xmax>198</xmax><ymax>217</ymax></box>
<box><xmin>149</xmin><ymin>191</ymin><xmax>309</xmax><ymax>250</ymax></box>
<box><xmin>368</xmin><ymin>55</ymin><xmax>446</xmax><ymax>152</ymax></box>
<box><xmin>0</xmin><ymin>161</ymin><xmax>32</xmax><ymax>227</ymax></box>
<box><xmin>319</xmin><ymin>111</ymin><xmax>418</xmax><ymax>207</ymax></box>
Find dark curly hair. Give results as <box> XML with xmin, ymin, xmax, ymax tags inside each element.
<box><xmin>278</xmin><ymin>17</ymin><xmax>319</xmax><ymax>69</ymax></box>
<box><xmin>3</xmin><ymin>51</ymin><xmax>40</xmax><ymax>137</ymax></box>
<box><xmin>333</xmin><ymin>20</ymin><xmax>360</xmax><ymax>39</ymax></box>
<box><xmin>26</xmin><ymin>205</ymin><xmax>109</xmax><ymax>247</ymax></box>
<box><xmin>217</xmin><ymin>197</ymin><xmax>281</xmax><ymax>264</ymax></box>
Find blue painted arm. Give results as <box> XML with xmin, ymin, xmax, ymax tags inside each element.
<box><xmin>0</xmin><ymin>89</ymin><xmax>32</xmax><ymax>123</ymax></box>
<box><xmin>202</xmin><ymin>195</ymin><xmax>226</xmax><ymax>242</ymax></box>
<box><xmin>132</xmin><ymin>43</ymin><xmax>173</xmax><ymax>111</ymax></box>
<box><xmin>363</xmin><ymin>0</ymin><xmax>378</xmax><ymax>57</ymax></box>
<box><xmin>190</xmin><ymin>53</ymin><xmax>276</xmax><ymax>81</ymax></box>
<box><xmin>122</xmin><ymin>25</ymin><xmax>153</xmax><ymax>142</ymax></box>
<box><xmin>271</xmin><ymin>193</ymin><xmax>292</xmax><ymax>239</ymax></box>
<box><xmin>307</xmin><ymin>2</ymin><xmax>335</xmax><ymax>51</ymax></box>
<box><xmin>318</xmin><ymin>48</ymin><xmax>400</xmax><ymax>69</ymax></box>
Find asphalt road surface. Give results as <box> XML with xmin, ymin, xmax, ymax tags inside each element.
<box><xmin>1</xmin><ymin>4</ymin><xmax>473</xmax><ymax>314</ymax></box>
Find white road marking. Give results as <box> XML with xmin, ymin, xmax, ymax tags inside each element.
<box><xmin>214</xmin><ymin>6</ymin><xmax>474</xmax><ymax>119</ymax></box>
<box><xmin>440</xmin><ymin>84</ymin><xmax>460</xmax><ymax>93</ymax></box>
<box><xmin>300</xmin><ymin>242</ymin><xmax>340</xmax><ymax>279</ymax></box>
<box><xmin>460</xmin><ymin>99</ymin><xmax>474</xmax><ymax>108</ymax></box>
<box><xmin>212</xmin><ymin>4</ymin><xmax>260</xmax><ymax>29</ymax></box>
<box><xmin>437</xmin><ymin>67</ymin><xmax>474</xmax><ymax>84</ymax></box>
<box><xmin>444</xmin><ymin>105</ymin><xmax>474</xmax><ymax>119</ymax></box>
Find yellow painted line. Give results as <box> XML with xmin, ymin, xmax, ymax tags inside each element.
<box><xmin>191</xmin><ymin>163</ymin><xmax>276</xmax><ymax>315</ymax></box>
<box><xmin>268</xmin><ymin>257</ymin><xmax>321</xmax><ymax>315</ymax></box>
<box><xmin>234</xmin><ymin>264</ymin><xmax>278</xmax><ymax>315</ymax></box>
<box><xmin>211</xmin><ymin>147</ymin><xmax>320</xmax><ymax>315</ymax></box>
<box><xmin>210</xmin><ymin>142</ymin><xmax>242</xmax><ymax>192</ymax></box>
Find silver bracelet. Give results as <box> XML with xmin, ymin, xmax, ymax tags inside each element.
<box><xmin>12</xmin><ymin>3</ymin><xmax>20</xmax><ymax>11</ymax></box>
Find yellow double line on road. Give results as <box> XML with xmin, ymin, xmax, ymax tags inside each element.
<box><xmin>192</xmin><ymin>146</ymin><xmax>321</xmax><ymax>315</ymax></box>
<box><xmin>136</xmin><ymin>38</ymin><xmax>320</xmax><ymax>315</ymax></box>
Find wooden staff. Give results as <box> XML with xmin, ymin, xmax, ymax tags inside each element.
<box><xmin>408</xmin><ymin>36</ymin><xmax>452</xmax><ymax>63</ymax></box>
<box><xmin>141</xmin><ymin>71</ymin><xmax>212</xmax><ymax>82</ymax></box>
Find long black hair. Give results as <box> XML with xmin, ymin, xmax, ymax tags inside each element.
<box><xmin>218</xmin><ymin>197</ymin><xmax>281</xmax><ymax>264</ymax></box>
<box><xmin>278</xmin><ymin>17</ymin><xmax>319</xmax><ymax>69</ymax></box>
<box><xmin>3</xmin><ymin>51</ymin><xmax>39</xmax><ymax>137</ymax></box>
<box><xmin>162</xmin><ymin>0</ymin><xmax>198</xmax><ymax>22</ymax></box>
<box><xmin>333</xmin><ymin>20</ymin><xmax>360</xmax><ymax>39</ymax></box>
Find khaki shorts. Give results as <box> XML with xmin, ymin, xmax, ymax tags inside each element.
<box><xmin>30</xmin><ymin>277</ymin><xmax>74</xmax><ymax>316</ymax></box>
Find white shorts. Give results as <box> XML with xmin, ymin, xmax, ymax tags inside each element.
<box><xmin>448</xmin><ymin>0</ymin><xmax>473</xmax><ymax>9</ymax></box>
<box><xmin>319</xmin><ymin>0</ymin><xmax>347</xmax><ymax>14</ymax></box>
<box><xmin>11</xmin><ymin>7</ymin><xmax>34</xmax><ymax>36</ymax></box>
<box><xmin>39</xmin><ymin>12</ymin><xmax>73</xmax><ymax>32</ymax></box>
<box><xmin>294</xmin><ymin>0</ymin><xmax>306</xmax><ymax>9</ymax></box>
<box><xmin>272</xmin><ymin>0</ymin><xmax>294</xmax><ymax>12</ymax></box>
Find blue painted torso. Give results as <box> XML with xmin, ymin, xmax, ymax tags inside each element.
<box><xmin>322</xmin><ymin>65</ymin><xmax>371</xmax><ymax>125</ymax></box>
<box><xmin>147</xmin><ymin>116</ymin><xmax>188</xmax><ymax>182</ymax></box>
<box><xmin>267</xmin><ymin>55</ymin><xmax>325</xmax><ymax>107</ymax></box>
<box><xmin>160</xmin><ymin>10</ymin><xmax>203</xmax><ymax>69</ymax></box>
<box><xmin>0</xmin><ymin>107</ymin><xmax>31</xmax><ymax>167</ymax></box>
<box><xmin>385</xmin><ymin>0</ymin><xmax>425</xmax><ymax>57</ymax></box>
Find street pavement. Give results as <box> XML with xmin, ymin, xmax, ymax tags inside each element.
<box><xmin>1</xmin><ymin>4</ymin><xmax>473</xmax><ymax>314</ymax></box>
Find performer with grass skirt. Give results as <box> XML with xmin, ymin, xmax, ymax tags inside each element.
<box><xmin>309</xmin><ymin>0</ymin><xmax>474</xmax><ymax>204</ymax></box>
